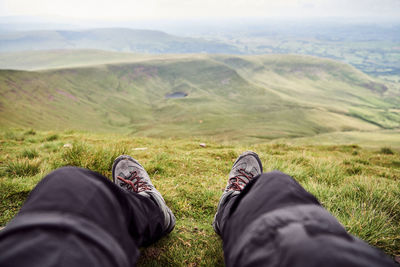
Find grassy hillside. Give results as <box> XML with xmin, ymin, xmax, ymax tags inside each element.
<box><xmin>0</xmin><ymin>50</ymin><xmax>193</xmax><ymax>70</ymax></box>
<box><xmin>0</xmin><ymin>50</ymin><xmax>153</xmax><ymax>70</ymax></box>
<box><xmin>274</xmin><ymin>129</ymin><xmax>400</xmax><ymax>148</ymax></box>
<box><xmin>0</xmin><ymin>28</ymin><xmax>240</xmax><ymax>54</ymax></box>
<box><xmin>1</xmin><ymin>128</ymin><xmax>399</xmax><ymax>266</ymax></box>
<box><xmin>0</xmin><ymin>53</ymin><xmax>399</xmax><ymax>143</ymax></box>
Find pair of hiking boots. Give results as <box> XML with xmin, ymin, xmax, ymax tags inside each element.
<box><xmin>112</xmin><ymin>151</ymin><xmax>263</xmax><ymax>235</ymax></box>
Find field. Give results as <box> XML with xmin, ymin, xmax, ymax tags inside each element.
<box><xmin>1</xmin><ymin>128</ymin><xmax>399</xmax><ymax>265</ymax></box>
<box><xmin>195</xmin><ymin>21</ymin><xmax>400</xmax><ymax>78</ymax></box>
<box><xmin>225</xmin><ymin>36</ymin><xmax>400</xmax><ymax>77</ymax></box>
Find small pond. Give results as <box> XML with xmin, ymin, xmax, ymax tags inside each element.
<box><xmin>165</xmin><ymin>92</ymin><xmax>188</xmax><ymax>99</ymax></box>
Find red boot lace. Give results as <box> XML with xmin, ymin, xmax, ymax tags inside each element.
<box><xmin>227</xmin><ymin>168</ymin><xmax>254</xmax><ymax>191</ymax></box>
<box><xmin>117</xmin><ymin>170</ymin><xmax>151</xmax><ymax>193</ymax></box>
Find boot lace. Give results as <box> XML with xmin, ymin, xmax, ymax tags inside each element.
<box><xmin>227</xmin><ymin>168</ymin><xmax>255</xmax><ymax>191</ymax></box>
<box><xmin>117</xmin><ymin>170</ymin><xmax>151</xmax><ymax>193</ymax></box>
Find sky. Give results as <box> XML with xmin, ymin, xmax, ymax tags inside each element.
<box><xmin>0</xmin><ymin>0</ymin><xmax>399</xmax><ymax>20</ymax></box>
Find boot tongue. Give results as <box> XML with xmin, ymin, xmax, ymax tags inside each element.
<box><xmin>238</xmin><ymin>162</ymin><xmax>252</xmax><ymax>182</ymax></box>
<box><xmin>122</xmin><ymin>166</ymin><xmax>140</xmax><ymax>180</ymax></box>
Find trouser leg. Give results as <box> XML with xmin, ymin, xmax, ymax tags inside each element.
<box><xmin>216</xmin><ymin>171</ymin><xmax>397</xmax><ymax>267</ymax></box>
<box><xmin>0</xmin><ymin>167</ymin><xmax>167</xmax><ymax>267</ymax></box>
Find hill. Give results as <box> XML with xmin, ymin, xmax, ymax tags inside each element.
<box><xmin>1</xmin><ymin>23</ymin><xmax>399</xmax><ymax>77</ymax></box>
<box><xmin>0</xmin><ymin>50</ymin><xmax>190</xmax><ymax>70</ymax></box>
<box><xmin>1</xmin><ymin>128</ymin><xmax>399</xmax><ymax>265</ymax></box>
<box><xmin>0</xmin><ymin>28</ymin><xmax>240</xmax><ymax>54</ymax></box>
<box><xmin>0</xmin><ymin>52</ymin><xmax>399</xmax><ymax>144</ymax></box>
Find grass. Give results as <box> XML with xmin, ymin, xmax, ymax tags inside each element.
<box><xmin>274</xmin><ymin>129</ymin><xmax>400</xmax><ymax>148</ymax></box>
<box><xmin>1</xmin><ymin>128</ymin><xmax>399</xmax><ymax>265</ymax></box>
<box><xmin>45</xmin><ymin>134</ymin><xmax>59</xmax><ymax>141</ymax></box>
<box><xmin>5</xmin><ymin>159</ymin><xmax>41</xmax><ymax>177</ymax></box>
<box><xmin>381</xmin><ymin>147</ymin><xmax>395</xmax><ymax>155</ymax></box>
<box><xmin>19</xmin><ymin>148</ymin><xmax>39</xmax><ymax>159</ymax></box>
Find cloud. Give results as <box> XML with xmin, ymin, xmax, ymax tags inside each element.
<box><xmin>0</xmin><ymin>0</ymin><xmax>399</xmax><ymax>19</ymax></box>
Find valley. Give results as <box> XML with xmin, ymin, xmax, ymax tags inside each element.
<box><xmin>1</xmin><ymin>52</ymin><xmax>399</xmax><ymax>144</ymax></box>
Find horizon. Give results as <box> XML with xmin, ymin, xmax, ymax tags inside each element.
<box><xmin>1</xmin><ymin>0</ymin><xmax>399</xmax><ymax>23</ymax></box>
<box><xmin>1</xmin><ymin>15</ymin><xmax>399</xmax><ymax>35</ymax></box>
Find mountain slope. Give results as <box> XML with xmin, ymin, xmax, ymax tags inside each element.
<box><xmin>0</xmin><ymin>54</ymin><xmax>399</xmax><ymax>141</ymax></box>
<box><xmin>0</xmin><ymin>50</ymin><xmax>194</xmax><ymax>70</ymax></box>
<box><xmin>213</xmin><ymin>55</ymin><xmax>400</xmax><ymax>129</ymax></box>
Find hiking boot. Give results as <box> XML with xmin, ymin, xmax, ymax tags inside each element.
<box><xmin>213</xmin><ymin>151</ymin><xmax>263</xmax><ymax>235</ymax></box>
<box><xmin>112</xmin><ymin>155</ymin><xmax>175</xmax><ymax>233</ymax></box>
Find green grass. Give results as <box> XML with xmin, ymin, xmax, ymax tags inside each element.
<box><xmin>19</xmin><ymin>148</ymin><xmax>39</xmax><ymax>159</ymax></box>
<box><xmin>45</xmin><ymin>134</ymin><xmax>59</xmax><ymax>141</ymax></box>
<box><xmin>381</xmin><ymin>147</ymin><xmax>395</xmax><ymax>155</ymax></box>
<box><xmin>1</xmin><ymin>128</ymin><xmax>399</xmax><ymax>265</ymax></box>
<box><xmin>5</xmin><ymin>159</ymin><xmax>41</xmax><ymax>177</ymax></box>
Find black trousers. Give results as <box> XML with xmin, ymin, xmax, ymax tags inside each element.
<box><xmin>0</xmin><ymin>167</ymin><xmax>166</xmax><ymax>267</ymax></box>
<box><xmin>0</xmin><ymin>168</ymin><xmax>397</xmax><ymax>266</ymax></box>
<box><xmin>216</xmin><ymin>171</ymin><xmax>397</xmax><ymax>267</ymax></box>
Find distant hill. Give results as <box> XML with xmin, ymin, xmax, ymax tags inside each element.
<box><xmin>0</xmin><ymin>50</ymin><xmax>196</xmax><ymax>70</ymax></box>
<box><xmin>0</xmin><ymin>53</ymin><xmax>399</xmax><ymax>142</ymax></box>
<box><xmin>0</xmin><ymin>28</ymin><xmax>240</xmax><ymax>54</ymax></box>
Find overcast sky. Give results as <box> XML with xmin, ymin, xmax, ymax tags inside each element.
<box><xmin>1</xmin><ymin>0</ymin><xmax>399</xmax><ymax>20</ymax></box>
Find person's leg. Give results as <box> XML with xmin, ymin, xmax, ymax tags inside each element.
<box><xmin>0</xmin><ymin>156</ymin><xmax>175</xmax><ymax>267</ymax></box>
<box><xmin>214</xmin><ymin>152</ymin><xmax>397</xmax><ymax>267</ymax></box>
